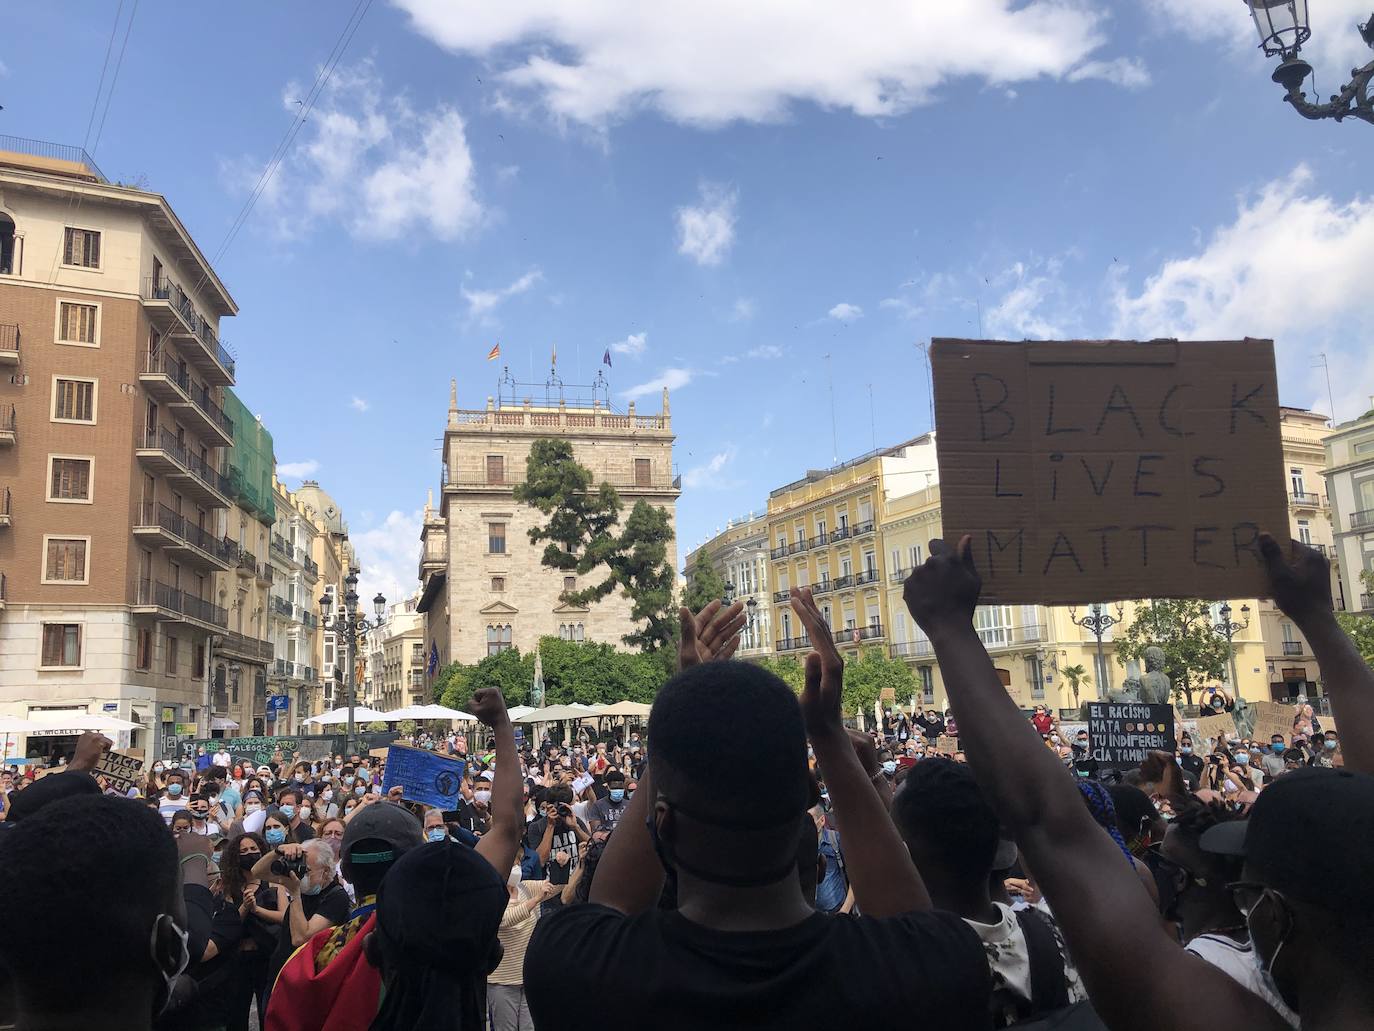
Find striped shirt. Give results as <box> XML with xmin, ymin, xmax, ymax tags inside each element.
<box><xmin>491</xmin><ymin>884</ymin><xmax>542</xmax><ymax>986</ymax></box>
<box><xmin>158</xmin><ymin>795</ymin><xmax>188</xmax><ymax>825</ymax></box>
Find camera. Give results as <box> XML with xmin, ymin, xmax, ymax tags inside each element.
<box><xmin>271</xmin><ymin>854</ymin><xmax>308</xmax><ymax>879</ymax></box>
<box><xmin>556</xmin><ymin>803</ymin><xmax>573</xmax><ymax>817</ymax></box>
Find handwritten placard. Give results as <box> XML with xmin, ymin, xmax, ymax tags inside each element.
<box><xmin>380</xmin><ymin>744</ymin><xmax>465</xmax><ymax>809</ymax></box>
<box><xmin>1087</xmin><ymin>702</ymin><xmax>1175</xmax><ymax>767</ymax></box>
<box><xmin>931</xmin><ymin>339</ymin><xmax>1287</xmax><ymax>603</ymax></box>
<box><xmin>94</xmin><ymin>749</ymin><xmax>144</xmax><ymax>794</ymax></box>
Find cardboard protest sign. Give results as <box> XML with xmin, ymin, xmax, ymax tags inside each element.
<box><xmin>934</xmin><ymin>736</ymin><xmax>960</xmax><ymax>754</ymax></box>
<box><xmin>1087</xmin><ymin>702</ymin><xmax>1175</xmax><ymax>767</ymax></box>
<box><xmin>931</xmin><ymin>339</ymin><xmax>1287</xmax><ymax>603</ymax></box>
<box><xmin>94</xmin><ymin>750</ymin><xmax>144</xmax><ymax>793</ymax></box>
<box><xmin>1193</xmin><ymin>713</ymin><xmax>1236</xmax><ymax>747</ymax></box>
<box><xmin>380</xmin><ymin>744</ymin><xmax>465</xmax><ymax>809</ymax></box>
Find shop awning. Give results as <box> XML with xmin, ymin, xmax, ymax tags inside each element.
<box><xmin>210</xmin><ymin>717</ymin><xmax>240</xmax><ymax>731</ymax></box>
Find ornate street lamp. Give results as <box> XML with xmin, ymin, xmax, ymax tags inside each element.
<box><xmin>1067</xmin><ymin>602</ymin><xmax>1126</xmax><ymax>700</ymax></box>
<box><xmin>1244</xmin><ymin>0</ymin><xmax>1374</xmax><ymax>123</ymax></box>
<box><xmin>320</xmin><ymin>569</ymin><xmax>386</xmax><ymax>754</ymax></box>
<box><xmin>746</xmin><ymin>595</ymin><xmax>758</xmax><ymax>649</ymax></box>
<box><xmin>1210</xmin><ymin>602</ymin><xmax>1252</xmax><ymax>702</ymax></box>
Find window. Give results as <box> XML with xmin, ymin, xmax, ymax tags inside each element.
<box><xmin>920</xmin><ymin>666</ymin><xmax>935</xmax><ymax>705</ymax></box>
<box><xmin>563</xmin><ymin>576</ymin><xmax>576</xmax><ymax>592</ymax></box>
<box><xmin>840</xmin><ymin>557</ymin><xmax>852</xmax><ymax>579</ymax></box>
<box><xmin>324</xmin><ymin>634</ymin><xmax>336</xmax><ymax>667</ymax></box>
<box><xmin>574</xmin><ymin>623</ymin><xmax>585</xmax><ymax>642</ymax></box>
<box><xmin>909</xmin><ymin>544</ymin><xmax>923</xmax><ymax>568</ymax></box>
<box><xmin>166</xmin><ymin>636</ymin><xmax>179</xmax><ymax>675</ymax></box>
<box><xmin>0</xmin><ymin>212</ymin><xmax>17</xmax><ymax>275</ymax></box>
<box><xmin>975</xmin><ymin>605</ymin><xmax>1013</xmax><ymax>646</ymax></box>
<box><xmin>858</xmin><ymin>499</ymin><xmax>873</xmax><ymax>525</ymax></box>
<box><xmin>863</xmin><ymin>551</ymin><xmax>877</xmax><ymax>575</ymax></box>
<box><xmin>488</xmin><ymin>522</ymin><xmax>506</xmax><ymax>554</ymax></box>
<box><xmin>487</xmin><ymin>624</ymin><xmax>513</xmax><ymax>656</ymax></box>
<box><xmin>57</xmin><ymin>301</ymin><xmax>98</xmax><ymax>345</ymax></box>
<box><xmin>486</xmin><ymin>455</ymin><xmax>505</xmax><ymax>484</ymax></box>
<box><xmin>491</xmin><ymin>576</ymin><xmax>506</xmax><ymax>592</ymax></box>
<box><xmin>136</xmin><ymin>627</ymin><xmax>152</xmax><ymax>670</ymax></box>
<box><xmin>837</xmin><ymin>510</ymin><xmax>849</xmax><ymax>531</ymax></box>
<box><xmin>795</xmin><ymin>525</ymin><xmax>806</xmax><ymax>546</ymax></box>
<box><xmin>1290</xmin><ymin>467</ymin><xmax>1305</xmax><ymax>495</ymax></box>
<box><xmin>62</xmin><ymin>227</ymin><xmax>101</xmax><ymax>269</ymax></box>
<box><xmin>43</xmin><ymin>536</ymin><xmax>89</xmax><ymax>583</ymax></box>
<box><xmin>1355</xmin><ymin>437</ymin><xmax>1374</xmax><ymax>456</ymax></box>
<box><xmin>47</xmin><ymin>456</ymin><xmax>93</xmax><ymax>502</ymax></box>
<box><xmin>194</xmin><ymin>644</ymin><xmax>206</xmax><ymax>679</ymax></box>
<box><xmin>1027</xmin><ymin>654</ymin><xmax>1045</xmax><ymax>699</ymax></box>
<box><xmin>41</xmin><ymin>623</ymin><xmax>82</xmax><ymax>667</ymax></box>
<box><xmin>1297</xmin><ymin>519</ymin><xmax>1312</xmax><ymax>545</ymax></box>
<box><xmin>891</xmin><ymin>549</ymin><xmax>902</xmax><ymax>573</ymax></box>
<box><xmin>52</xmin><ymin>377</ymin><xmax>96</xmax><ymax>422</ymax></box>
<box><xmin>816</xmin><ymin>518</ymin><xmax>827</xmax><ymax>541</ymax></box>
<box><xmin>559</xmin><ymin>623</ymin><xmax>570</xmax><ymax>640</ymax></box>
<box><xmin>781</xmin><ymin>611</ymin><xmax>792</xmax><ymax>641</ymax></box>
<box><xmin>635</xmin><ymin>458</ymin><xmax>651</xmax><ymax>487</ymax></box>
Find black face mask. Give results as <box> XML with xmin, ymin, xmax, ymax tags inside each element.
<box><xmin>239</xmin><ymin>854</ymin><xmax>260</xmax><ymax>872</ymax></box>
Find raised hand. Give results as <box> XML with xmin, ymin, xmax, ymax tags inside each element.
<box><xmin>903</xmin><ymin>536</ymin><xmax>980</xmax><ymax>636</ymax></box>
<box><xmin>788</xmin><ymin>588</ymin><xmax>845</xmax><ymax>741</ymax></box>
<box><xmin>67</xmin><ymin>732</ymin><xmax>112</xmax><ymax>774</ymax></box>
<box><xmin>677</xmin><ymin>599</ymin><xmax>746</xmax><ymax>672</ymax></box>
<box><xmin>1258</xmin><ymin>532</ymin><xmax>1333</xmax><ymax>628</ymax></box>
<box><xmin>470</xmin><ymin>687</ymin><xmax>511</xmax><ymax>728</ymax></box>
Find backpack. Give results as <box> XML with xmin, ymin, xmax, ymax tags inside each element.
<box><xmin>993</xmin><ymin>909</ymin><xmax>1107</xmax><ymax>1031</ymax></box>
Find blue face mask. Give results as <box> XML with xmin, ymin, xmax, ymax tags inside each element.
<box><xmin>881</xmin><ymin>761</ymin><xmax>897</xmax><ymax>775</ymax></box>
<box><xmin>609</xmin><ymin>789</ymin><xmax>625</xmax><ymax>803</ymax></box>
<box><xmin>264</xmin><ymin>827</ymin><xmax>287</xmax><ymax>847</ymax></box>
<box><xmin>354</xmin><ymin>785</ymin><xmax>366</xmax><ymax>797</ymax></box>
<box><xmin>211</xmin><ymin>851</ymin><xmax>223</xmax><ymax>867</ymax></box>
<box><xmin>426</xmin><ymin>827</ymin><xmax>447</xmax><ymax>843</ymax></box>
<box><xmin>1180</xmin><ymin>746</ymin><xmax>1193</xmax><ymax>755</ymax></box>
<box><xmin>1272</xmin><ymin>743</ymin><xmax>1285</xmax><ymax>754</ymax></box>
<box><xmin>167</xmin><ymin>783</ymin><xmax>183</xmax><ymax>797</ymax></box>
<box><xmin>279</xmin><ymin>805</ymin><xmax>296</xmax><ymax>820</ymax></box>
<box><xmin>1325</xmin><ymin>740</ymin><xmax>1338</xmax><ymax>751</ymax></box>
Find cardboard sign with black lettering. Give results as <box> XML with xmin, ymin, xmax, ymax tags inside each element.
<box><xmin>1087</xmin><ymin>702</ymin><xmax>1175</xmax><ymax>767</ymax></box>
<box><xmin>94</xmin><ymin>750</ymin><xmax>144</xmax><ymax>794</ymax></box>
<box><xmin>931</xmin><ymin>339</ymin><xmax>1287</xmax><ymax>603</ymax></box>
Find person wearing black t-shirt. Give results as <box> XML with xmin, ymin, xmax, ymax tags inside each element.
<box><xmin>525</xmin><ymin>595</ymin><xmax>990</xmax><ymax>1031</ymax></box>
<box><xmin>249</xmin><ymin>839</ymin><xmax>352</xmax><ymax>1002</ymax></box>
<box><xmin>525</xmin><ymin>785</ymin><xmax>590</xmax><ymax>914</ymax></box>
<box><xmin>1178</xmin><ymin>736</ymin><xmax>1205</xmax><ymax>780</ymax></box>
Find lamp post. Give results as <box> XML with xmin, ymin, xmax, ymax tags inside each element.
<box><xmin>724</xmin><ymin>580</ymin><xmax>736</xmax><ymax>605</ymax></box>
<box><xmin>320</xmin><ymin>569</ymin><xmax>385</xmax><ymax>756</ymax></box>
<box><xmin>1067</xmin><ymin>603</ymin><xmax>1126</xmax><ymax>700</ymax></box>
<box><xmin>1210</xmin><ymin>602</ymin><xmax>1252</xmax><ymax>702</ymax></box>
<box><xmin>746</xmin><ymin>595</ymin><xmax>758</xmax><ymax>651</ymax></box>
<box><xmin>1243</xmin><ymin>0</ymin><xmax>1374</xmax><ymax>124</ymax></box>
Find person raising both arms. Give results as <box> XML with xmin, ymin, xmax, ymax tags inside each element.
<box><xmin>902</xmin><ymin>534</ymin><xmax>1374</xmax><ymax>1031</ymax></box>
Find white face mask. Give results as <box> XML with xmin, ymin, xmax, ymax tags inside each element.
<box><xmin>474</xmin><ymin>789</ymin><xmax>491</xmax><ymax>804</ymax></box>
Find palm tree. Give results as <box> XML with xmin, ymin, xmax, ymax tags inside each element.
<box><xmin>1061</xmin><ymin>664</ymin><xmax>1091</xmax><ymax>707</ymax></box>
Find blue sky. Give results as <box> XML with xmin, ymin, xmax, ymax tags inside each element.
<box><xmin>6</xmin><ymin>0</ymin><xmax>1374</xmax><ymax>605</ymax></box>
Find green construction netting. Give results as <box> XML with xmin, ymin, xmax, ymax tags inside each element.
<box><xmin>223</xmin><ymin>388</ymin><xmax>276</xmax><ymax>525</ymax></box>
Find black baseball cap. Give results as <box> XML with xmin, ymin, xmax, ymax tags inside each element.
<box><xmin>1201</xmin><ymin>767</ymin><xmax>1374</xmax><ymax>913</ymax></box>
<box><xmin>341</xmin><ymin>801</ymin><xmax>423</xmax><ymax>866</ymax></box>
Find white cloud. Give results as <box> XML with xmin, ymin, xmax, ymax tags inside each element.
<box><xmin>879</xmin><ymin>296</ymin><xmax>923</xmax><ymax>320</ymax></box>
<box><xmin>682</xmin><ymin>446</ymin><xmax>737</xmax><ymax>490</ymax></box>
<box><xmin>828</xmin><ymin>302</ymin><xmax>863</xmax><ymax>321</ymax></box>
<box><xmin>721</xmin><ymin>343</ymin><xmax>785</xmax><ymax>365</ymax></box>
<box><xmin>1152</xmin><ymin>0</ymin><xmax>1373</xmax><ymax>75</ymax></box>
<box><xmin>392</xmin><ymin>0</ymin><xmax>1124</xmax><ymax>126</ymax></box>
<box><xmin>730</xmin><ymin>297</ymin><xmax>756</xmax><ymax>322</ymax></box>
<box><xmin>985</xmin><ymin>259</ymin><xmax>1070</xmax><ymax>339</ymax></box>
<box><xmin>461</xmin><ymin>268</ymin><xmax>543</xmax><ymax>319</ymax></box>
<box><xmin>676</xmin><ymin>183</ymin><xmax>737</xmax><ymax>265</ymax></box>
<box><xmin>350</xmin><ymin>396</ymin><xmax>370</xmax><ymax>412</ymax></box>
<box><xmin>623</xmin><ymin>367</ymin><xmax>694</xmax><ymax>399</ymax></box>
<box><xmin>352</xmin><ymin>509</ymin><xmax>424</xmax><ymax>616</ymax></box>
<box><xmin>1066</xmin><ymin>56</ymin><xmax>1150</xmax><ymax>89</ymax></box>
<box><xmin>277</xmin><ymin>459</ymin><xmax>321</xmax><ymax>479</ymax></box>
<box><xmin>610</xmin><ymin>332</ymin><xmax>647</xmax><ymax>357</ymax></box>
<box><xmin>239</xmin><ymin>61</ymin><xmax>482</xmax><ymax>241</ymax></box>
<box><xmin>1111</xmin><ymin>165</ymin><xmax>1374</xmax><ymax>418</ymax></box>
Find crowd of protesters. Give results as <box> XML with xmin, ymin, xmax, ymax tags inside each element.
<box><xmin>0</xmin><ymin>532</ymin><xmax>1371</xmax><ymax>1031</ymax></box>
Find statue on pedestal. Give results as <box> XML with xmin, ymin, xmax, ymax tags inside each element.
<box><xmin>1138</xmin><ymin>647</ymin><xmax>1172</xmax><ymax>705</ymax></box>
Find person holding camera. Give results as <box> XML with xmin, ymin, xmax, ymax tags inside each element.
<box><xmin>525</xmin><ymin>785</ymin><xmax>589</xmax><ymax>915</ymax></box>
<box><xmin>249</xmin><ymin>837</ymin><xmax>351</xmax><ymax>1001</ymax></box>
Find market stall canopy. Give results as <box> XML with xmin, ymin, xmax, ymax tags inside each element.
<box><xmin>376</xmin><ymin>704</ymin><xmax>478</xmax><ymax>722</ymax></box>
<box><xmin>25</xmin><ymin>712</ymin><xmax>143</xmax><ymax>733</ymax></box>
<box><xmin>210</xmin><ymin>717</ymin><xmax>240</xmax><ymax>731</ymax></box>
<box><xmin>506</xmin><ymin>705</ymin><xmax>537</xmax><ymax>722</ymax></box>
<box><xmin>0</xmin><ymin>715</ymin><xmax>36</xmax><ymax>732</ymax></box>
<box><xmin>598</xmin><ymin>701</ymin><xmax>653</xmax><ymax>718</ymax></box>
<box><xmin>513</xmin><ymin>704</ymin><xmax>597</xmax><ymax>724</ymax></box>
<box><xmin>304</xmin><ymin>706</ymin><xmax>389</xmax><ymax>726</ymax></box>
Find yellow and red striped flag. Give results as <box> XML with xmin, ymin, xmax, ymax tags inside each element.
<box><xmin>487</xmin><ymin>343</ymin><xmax>501</xmax><ymax>361</ymax></box>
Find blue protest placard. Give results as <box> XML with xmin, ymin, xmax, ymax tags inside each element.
<box><xmin>381</xmin><ymin>744</ymin><xmax>465</xmax><ymax>809</ymax></box>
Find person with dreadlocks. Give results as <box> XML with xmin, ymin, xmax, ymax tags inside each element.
<box><xmin>1076</xmin><ymin>779</ymin><xmax>1160</xmax><ymax>909</ymax></box>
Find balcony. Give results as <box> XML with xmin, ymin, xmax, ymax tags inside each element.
<box><xmin>272</xmin><ymin>658</ymin><xmax>311</xmax><ymax>681</ymax></box>
<box><xmin>269</xmin><ymin>534</ymin><xmax>291</xmax><ymax>562</ymax></box>
<box><xmin>138</xmin><ymin>352</ymin><xmax>192</xmax><ymax>404</ymax></box>
<box><xmin>269</xmin><ymin>595</ymin><xmax>294</xmax><ymax>620</ymax></box>
<box><xmin>136</xmin><ymin>427</ymin><xmax>230</xmax><ymax>507</ymax></box>
<box><xmin>829</xmin><ymin>526</ymin><xmax>852</xmax><ymax>544</ymax></box>
<box><xmin>775</xmin><ymin>635</ymin><xmax>812</xmax><ymax>652</ymax></box>
<box><xmin>418</xmin><ymin>540</ymin><xmax>446</xmax><ymax>581</ymax></box>
<box><xmin>140</xmin><ymin>277</ymin><xmax>234</xmax><ymax>385</ymax></box>
<box><xmin>773</xmin><ymin>589</ymin><xmax>792</xmax><ymax>602</ymax></box>
<box><xmin>0</xmin><ymin>404</ymin><xmax>15</xmax><ymax>446</ymax></box>
<box><xmin>891</xmin><ymin>640</ymin><xmax>934</xmax><ymax>659</ymax></box>
<box><xmin>889</xmin><ymin>566</ymin><xmax>913</xmax><ymax>584</ymax></box>
<box><xmin>851</xmin><ymin>520</ymin><xmax>876</xmax><ymax>538</ymax></box>
<box><xmin>1290</xmin><ymin>491</ymin><xmax>1322</xmax><ymax>509</ymax></box>
<box><xmin>1362</xmin><ymin>593</ymin><xmax>1372</xmax><ymax>612</ymax></box>
<box><xmin>168</xmin><ymin>381</ymin><xmax>233</xmax><ymax>448</ymax></box>
<box><xmin>0</xmin><ymin>324</ymin><xmax>19</xmax><ymax>365</ymax></box>
<box><xmin>852</xmin><ymin>568</ymin><xmax>881</xmax><ymax>588</ymax></box>
<box><xmin>304</xmin><ymin>666</ymin><xmax>317</xmax><ymax>683</ymax></box>
<box><xmin>303</xmin><ymin>555</ymin><xmax>319</xmax><ymax>580</ymax></box>
<box><xmin>0</xmin><ymin>486</ymin><xmax>10</xmax><ymax>529</ymax></box>
<box><xmin>789</xmin><ymin>539</ymin><xmax>809</xmax><ymax>556</ymax></box>
<box><xmin>135</xmin><ymin>578</ymin><xmax>228</xmax><ymax>629</ymax></box>
<box><xmin>1282</xmin><ymin>640</ymin><xmax>1305</xmax><ymax>656</ymax></box>
<box><xmin>217</xmin><ymin>630</ymin><xmax>274</xmax><ymax>664</ymax></box>
<box><xmin>256</xmin><ymin>562</ymin><xmax>273</xmax><ymax>587</ymax></box>
<box><xmin>834</xmin><ymin>623</ymin><xmax>885</xmax><ymax>645</ymax></box>
<box><xmin>832</xmin><ymin>573</ymin><xmax>854</xmax><ymax>591</ymax></box>
<box><xmin>235</xmin><ymin>546</ymin><xmax>258</xmax><ymax>579</ymax></box>
<box><xmin>132</xmin><ymin>503</ymin><xmax>233</xmax><ymax>571</ymax></box>
<box><xmin>811</xmin><ymin>579</ymin><xmax>833</xmax><ymax>596</ymax></box>
<box><xmin>770</xmin><ymin>544</ymin><xmax>789</xmax><ymax>560</ymax></box>
<box><xmin>978</xmin><ymin>623</ymin><xmax>1048</xmax><ymax>651</ymax></box>
<box><xmin>1352</xmin><ymin>509</ymin><xmax>1374</xmax><ymax>531</ymax></box>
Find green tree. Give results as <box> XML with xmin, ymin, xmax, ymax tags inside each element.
<box><xmin>1115</xmin><ymin>599</ymin><xmax>1231</xmax><ymax>705</ymax></box>
<box><xmin>438</xmin><ymin>648</ymin><xmax>534</xmax><ymax>710</ymax></box>
<box><xmin>682</xmin><ymin>552</ymin><xmax>730</xmax><ymax>614</ymax></box>
<box><xmin>537</xmin><ymin>636</ymin><xmax>667</xmax><ymax>705</ymax></box>
<box><xmin>514</xmin><ymin>438</ymin><xmax>678</xmax><ymax>652</ymax></box>
<box><xmin>398</xmin><ymin>719</ymin><xmax>417</xmax><ymax>736</ymax></box>
<box><xmin>1335</xmin><ymin>612</ymin><xmax>1374</xmax><ymax>668</ymax></box>
<box><xmin>840</xmin><ymin>646</ymin><xmax>917</xmax><ymax>719</ymax></box>
<box><xmin>753</xmin><ymin>655</ymin><xmax>806</xmax><ymax>693</ymax></box>
<box><xmin>365</xmin><ymin>720</ymin><xmax>388</xmax><ymax>732</ymax></box>
<box><xmin>1059</xmin><ymin>664</ymin><xmax>1091</xmax><ymax>707</ymax></box>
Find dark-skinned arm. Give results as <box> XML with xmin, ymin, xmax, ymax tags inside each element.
<box><xmin>790</xmin><ymin>588</ymin><xmax>928</xmax><ymax>916</ymax></box>
<box><xmin>473</xmin><ymin>688</ymin><xmax>522</xmax><ymax>873</ymax></box>
<box><xmin>1260</xmin><ymin>533</ymin><xmax>1374</xmax><ymax>774</ymax></box>
<box><xmin>904</xmin><ymin>537</ymin><xmax>1288</xmax><ymax>1031</ymax></box>
<box><xmin>588</xmin><ymin>600</ymin><xmax>745</xmax><ymax>914</ymax></box>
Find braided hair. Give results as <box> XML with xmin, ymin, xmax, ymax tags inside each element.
<box><xmin>1076</xmin><ymin>780</ymin><xmax>1135</xmax><ymax>867</ymax></box>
